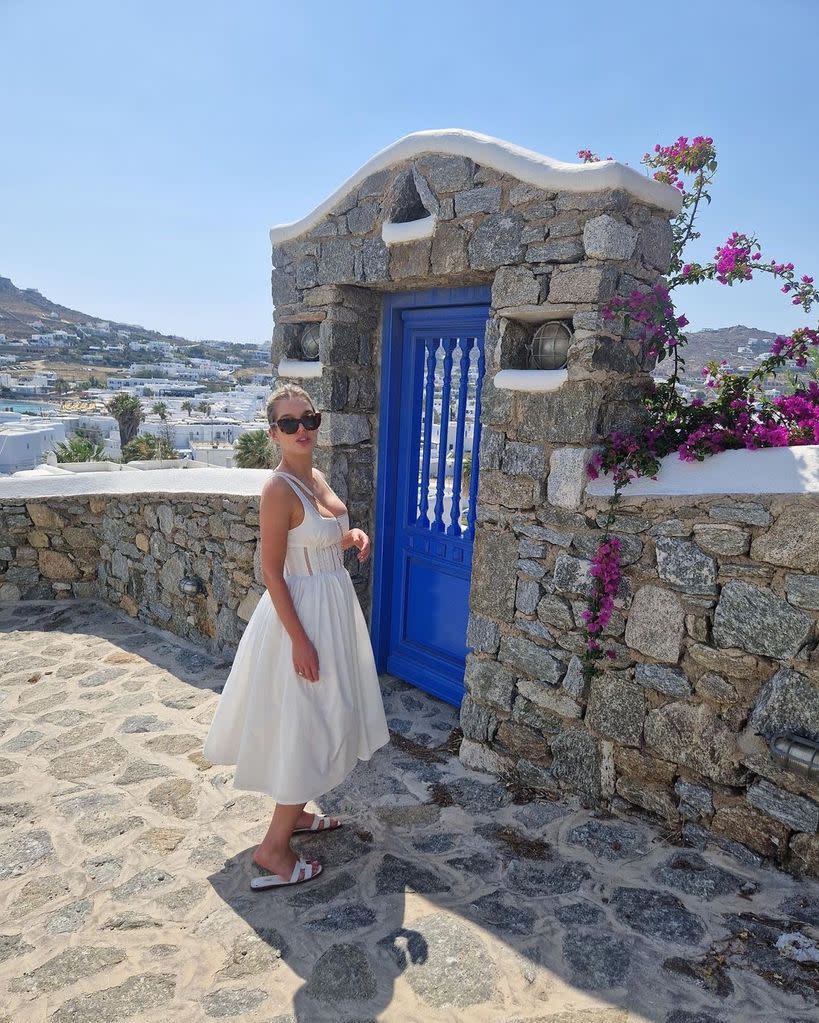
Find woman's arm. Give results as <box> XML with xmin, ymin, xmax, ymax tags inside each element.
<box><xmin>259</xmin><ymin>477</ymin><xmax>320</xmax><ymax>681</ymax></box>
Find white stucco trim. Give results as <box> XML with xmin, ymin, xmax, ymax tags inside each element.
<box><xmin>269</xmin><ymin>129</ymin><xmax>683</xmax><ymax>244</ymax></box>
<box><xmin>382</xmin><ymin>216</ymin><xmax>437</xmax><ymax>245</ymax></box>
<box><xmin>277</xmin><ymin>359</ymin><xmax>324</xmax><ymax>379</ymax></box>
<box><xmin>586</xmin><ymin>445</ymin><xmax>819</xmax><ymax>497</ymax></box>
<box><xmin>493</xmin><ymin>368</ymin><xmax>568</xmax><ymax>393</ymax></box>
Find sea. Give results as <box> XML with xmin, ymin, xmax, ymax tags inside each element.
<box><xmin>0</xmin><ymin>401</ymin><xmax>58</xmax><ymax>415</ymax></box>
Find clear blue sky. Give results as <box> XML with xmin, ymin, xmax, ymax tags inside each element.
<box><xmin>2</xmin><ymin>0</ymin><xmax>817</xmax><ymax>342</ymax></box>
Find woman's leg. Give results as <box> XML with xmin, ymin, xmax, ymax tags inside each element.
<box><xmin>252</xmin><ymin>801</ymin><xmax>319</xmax><ymax>880</ymax></box>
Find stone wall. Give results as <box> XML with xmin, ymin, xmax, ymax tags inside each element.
<box><xmin>460</xmin><ymin>487</ymin><xmax>819</xmax><ymax>878</ymax></box>
<box><xmin>269</xmin><ymin>153</ymin><xmax>676</xmax><ymax>613</ymax></box>
<box><xmin>0</xmin><ymin>493</ymin><xmax>284</xmax><ymax>657</ymax></box>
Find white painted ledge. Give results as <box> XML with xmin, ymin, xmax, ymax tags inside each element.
<box><xmin>382</xmin><ymin>216</ymin><xmax>437</xmax><ymax>245</ymax></box>
<box><xmin>277</xmin><ymin>359</ymin><xmax>323</xmax><ymax>379</ymax></box>
<box><xmin>0</xmin><ymin>467</ymin><xmax>271</xmax><ymax>500</ymax></box>
<box><xmin>586</xmin><ymin>445</ymin><xmax>819</xmax><ymax>497</ymax></box>
<box><xmin>494</xmin><ymin>368</ymin><xmax>568</xmax><ymax>393</ymax></box>
<box><xmin>269</xmin><ymin>128</ymin><xmax>682</xmax><ymax>244</ymax></box>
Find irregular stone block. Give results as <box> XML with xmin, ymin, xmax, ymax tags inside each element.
<box><xmin>586</xmin><ymin>675</ymin><xmax>645</xmax><ymax>746</ymax></box>
<box><xmin>491</xmin><ymin>265</ymin><xmax>540</xmax><ymax>307</ymax></box>
<box><xmin>554</xmin><ymin>553</ymin><xmax>593</xmax><ymax>597</ymax></box>
<box><xmin>463</xmin><ymin>655</ymin><xmax>515</xmax><ymax>713</ymax></box>
<box><xmin>526</xmin><ymin>238</ymin><xmax>584</xmax><ymax>263</ymax></box>
<box><xmin>316</xmin><ymin>237</ymin><xmax>356</xmax><ymax>284</ymax></box>
<box><xmin>692</xmin><ymin>524</ymin><xmax>750</xmax><ymax>557</ymax></box>
<box><xmin>427</xmin><ymin>221</ymin><xmax>467</xmax><ymax>277</ymax></box>
<box><xmin>790</xmin><ymin>832</ymin><xmax>819</xmax><ymax>878</ymax></box>
<box><xmin>750</xmin><ymin>666</ymin><xmax>819</xmax><ymax>742</ymax></box>
<box><xmin>414</xmin><ymin>154</ymin><xmax>474</xmax><ymax>192</ymax></box>
<box><xmin>645</xmin><ymin>703</ymin><xmax>740</xmax><ymax>784</ymax></box>
<box><xmin>655</xmin><ymin>537</ymin><xmax>717</xmax><ymax>594</ymax></box>
<box><xmin>514</xmin><ymin>381</ymin><xmax>603</xmax><ymax>445</ymax></box>
<box><xmin>746</xmin><ymin>779</ymin><xmax>819</xmax><ymax>833</ymax></box>
<box><xmin>470</xmin><ymin>528</ymin><xmax>519</xmax><ymax>622</ymax></box>
<box><xmin>708</xmin><ymin>502</ymin><xmax>771</xmax><ymax>527</ymax></box>
<box><xmin>674</xmin><ymin>780</ymin><xmax>714</xmax><ymax>819</ymax></box>
<box><xmin>712</xmin><ymin>804</ymin><xmax>789</xmax><ymax>858</ymax></box>
<box><xmin>548</xmin><ymin>264</ymin><xmax>617</xmax><ymax>304</ymax></box>
<box><xmin>639</xmin><ymin>216</ymin><xmax>674</xmax><ymax>271</ymax></box>
<box><xmin>583</xmin><ymin>214</ymin><xmax>637</xmax><ymax>260</ymax></box>
<box><xmin>515</xmin><ymin>577</ymin><xmax>540</xmax><ymax>614</ymax></box>
<box><xmin>551</xmin><ymin>728</ymin><xmax>601</xmax><ymax>801</ymax></box>
<box><xmin>499</xmin><ymin>635</ymin><xmax>564</xmax><ymax>683</ymax></box>
<box><xmin>712</xmin><ymin>581</ymin><xmax>812</xmax><ymax>658</ymax></box>
<box><xmin>516</xmin><ymin>678</ymin><xmax>582</xmax><ymax>719</ymax></box>
<box><xmin>625</xmin><ymin>586</ymin><xmax>685</xmax><ymax>662</ymax></box>
<box><xmin>454</xmin><ymin>185</ymin><xmax>501</xmax><ymax>216</ymax></box>
<box><xmin>501</xmin><ymin>441</ymin><xmax>546</xmax><ymax>477</ymax></box>
<box><xmin>537</xmin><ymin>594</ymin><xmax>575</xmax><ymax>631</ymax></box>
<box><xmin>635</xmin><ymin>663</ymin><xmax>692</xmax><ymax>697</ymax></box>
<box><xmin>468</xmin><ymin>212</ymin><xmax>525</xmax><ymax>270</ymax></box>
<box><xmin>785</xmin><ymin>574</ymin><xmax>819</xmax><ymax>610</ymax></box>
<box><xmin>751</xmin><ymin>505</ymin><xmax>819</xmax><ymax>571</ymax></box>
<box><xmin>460</xmin><ymin>695</ymin><xmax>496</xmax><ymax>742</ymax></box>
<box><xmin>466</xmin><ymin>614</ymin><xmax>500</xmax><ymax>654</ymax></box>
<box><xmin>547</xmin><ymin>447</ymin><xmax>589</xmax><ymax>510</ymax></box>
<box><xmin>616</xmin><ymin>777</ymin><xmax>678</xmax><ymax>820</ymax></box>
<box><xmin>389</xmin><ymin>238</ymin><xmax>431</xmax><ymax>280</ymax></box>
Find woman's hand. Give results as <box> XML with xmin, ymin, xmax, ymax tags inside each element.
<box><xmin>292</xmin><ymin>635</ymin><xmax>320</xmax><ymax>682</ymax></box>
<box><xmin>349</xmin><ymin>528</ymin><xmax>371</xmax><ymax>562</ymax></box>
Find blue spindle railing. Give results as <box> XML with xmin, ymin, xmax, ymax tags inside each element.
<box><xmin>466</xmin><ymin>340</ymin><xmax>485</xmax><ymax>539</ymax></box>
<box><xmin>417</xmin><ymin>338</ymin><xmax>438</xmax><ymax>528</ymax></box>
<box><xmin>447</xmin><ymin>337</ymin><xmax>474</xmax><ymax>536</ymax></box>
<box><xmin>432</xmin><ymin>338</ymin><xmax>455</xmax><ymax>532</ymax></box>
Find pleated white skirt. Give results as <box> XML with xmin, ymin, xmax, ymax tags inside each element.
<box><xmin>203</xmin><ymin>569</ymin><xmax>390</xmax><ymax>803</ymax></box>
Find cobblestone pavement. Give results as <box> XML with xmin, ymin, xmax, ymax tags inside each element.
<box><xmin>1</xmin><ymin>601</ymin><xmax>818</xmax><ymax>1023</ymax></box>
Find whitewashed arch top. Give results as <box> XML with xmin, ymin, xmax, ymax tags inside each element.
<box><xmin>269</xmin><ymin>129</ymin><xmax>683</xmax><ymax>245</ymax></box>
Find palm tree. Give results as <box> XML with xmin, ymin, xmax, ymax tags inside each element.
<box><xmin>197</xmin><ymin>400</ymin><xmax>213</xmax><ymax>417</ymax></box>
<box><xmin>121</xmin><ymin>433</ymin><xmax>178</xmax><ymax>462</ymax></box>
<box><xmin>234</xmin><ymin>429</ymin><xmax>273</xmax><ymax>469</ymax></box>
<box><xmin>106</xmin><ymin>393</ymin><xmax>144</xmax><ymax>448</ymax></box>
<box><xmin>151</xmin><ymin>401</ymin><xmax>169</xmax><ymax>421</ymax></box>
<box><xmin>53</xmin><ymin>377</ymin><xmax>71</xmax><ymax>396</ymax></box>
<box><xmin>54</xmin><ymin>437</ymin><xmax>106</xmax><ymax>463</ymax></box>
<box><xmin>181</xmin><ymin>400</ymin><xmax>194</xmax><ymax>418</ymax></box>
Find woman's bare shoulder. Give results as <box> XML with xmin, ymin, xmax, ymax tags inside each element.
<box><xmin>261</xmin><ymin>475</ymin><xmax>295</xmax><ymax>507</ymax></box>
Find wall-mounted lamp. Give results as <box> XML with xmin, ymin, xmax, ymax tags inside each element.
<box><xmin>178</xmin><ymin>576</ymin><xmax>203</xmax><ymax>597</ymax></box>
<box><xmin>529</xmin><ymin>321</ymin><xmax>572</xmax><ymax>370</ymax></box>
<box><xmin>770</xmin><ymin>732</ymin><xmax>819</xmax><ymax>780</ymax></box>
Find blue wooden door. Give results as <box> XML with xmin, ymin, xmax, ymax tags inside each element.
<box><xmin>373</xmin><ymin>289</ymin><xmax>490</xmax><ymax>706</ymax></box>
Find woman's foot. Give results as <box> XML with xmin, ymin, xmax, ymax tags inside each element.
<box><xmin>252</xmin><ymin>846</ymin><xmax>320</xmax><ymax>882</ymax></box>
<box><xmin>293</xmin><ymin>811</ymin><xmax>341</xmax><ymax>833</ymax></box>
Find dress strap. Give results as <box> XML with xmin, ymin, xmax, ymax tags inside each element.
<box><xmin>271</xmin><ymin>471</ymin><xmax>315</xmax><ymax>514</ymax></box>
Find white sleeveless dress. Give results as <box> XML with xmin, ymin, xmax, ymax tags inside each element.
<box><xmin>203</xmin><ymin>471</ymin><xmax>390</xmax><ymax>804</ymax></box>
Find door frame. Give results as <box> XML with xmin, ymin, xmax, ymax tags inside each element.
<box><xmin>371</xmin><ymin>285</ymin><xmax>492</xmax><ymax>690</ymax></box>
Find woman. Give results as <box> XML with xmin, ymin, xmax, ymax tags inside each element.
<box><xmin>203</xmin><ymin>384</ymin><xmax>390</xmax><ymax>890</ymax></box>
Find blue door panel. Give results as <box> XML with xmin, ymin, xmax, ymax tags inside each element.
<box><xmin>372</xmin><ymin>288</ymin><xmax>490</xmax><ymax>707</ymax></box>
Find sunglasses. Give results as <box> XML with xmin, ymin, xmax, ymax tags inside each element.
<box><xmin>274</xmin><ymin>411</ymin><xmax>322</xmax><ymax>435</ymax></box>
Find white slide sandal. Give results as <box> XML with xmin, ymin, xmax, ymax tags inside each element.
<box><xmin>292</xmin><ymin>814</ymin><xmax>342</xmax><ymax>835</ymax></box>
<box><xmin>250</xmin><ymin>857</ymin><xmax>323</xmax><ymax>891</ymax></box>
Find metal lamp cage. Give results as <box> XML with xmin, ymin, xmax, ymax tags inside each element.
<box><xmin>529</xmin><ymin>321</ymin><xmax>572</xmax><ymax>370</ymax></box>
<box><xmin>299</xmin><ymin>323</ymin><xmax>321</xmax><ymax>361</ymax></box>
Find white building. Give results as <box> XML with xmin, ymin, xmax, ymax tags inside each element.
<box><xmin>0</xmin><ymin>420</ymin><xmax>65</xmax><ymax>473</ymax></box>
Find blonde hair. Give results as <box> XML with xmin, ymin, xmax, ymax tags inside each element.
<box><xmin>266</xmin><ymin>383</ymin><xmax>316</xmax><ymax>429</ymax></box>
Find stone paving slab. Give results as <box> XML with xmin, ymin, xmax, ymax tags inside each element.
<box><xmin>1</xmin><ymin>600</ymin><xmax>818</xmax><ymax>1023</ymax></box>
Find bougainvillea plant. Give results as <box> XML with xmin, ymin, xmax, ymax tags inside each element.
<box><xmin>577</xmin><ymin>138</ymin><xmax>819</xmax><ymax>678</ymax></box>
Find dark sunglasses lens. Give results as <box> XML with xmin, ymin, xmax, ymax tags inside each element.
<box><xmin>276</xmin><ymin>413</ymin><xmax>321</xmax><ymax>434</ymax></box>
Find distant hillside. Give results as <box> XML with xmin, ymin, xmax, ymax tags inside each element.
<box><xmin>0</xmin><ymin>275</ymin><xmax>187</xmax><ymax>343</ymax></box>
<box><xmin>655</xmin><ymin>324</ymin><xmax>779</xmax><ymax>380</ymax></box>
